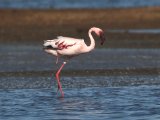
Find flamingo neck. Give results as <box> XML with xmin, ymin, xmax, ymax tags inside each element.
<box><xmin>85</xmin><ymin>29</ymin><xmax>95</xmax><ymax>52</ymax></box>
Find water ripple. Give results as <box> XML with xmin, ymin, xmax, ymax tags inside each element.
<box><xmin>0</xmin><ymin>86</ymin><xmax>160</xmax><ymax>119</ymax></box>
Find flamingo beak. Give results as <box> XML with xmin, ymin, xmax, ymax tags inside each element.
<box><xmin>99</xmin><ymin>31</ymin><xmax>105</xmax><ymax>45</ymax></box>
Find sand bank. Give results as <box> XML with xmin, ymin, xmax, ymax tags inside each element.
<box><xmin>0</xmin><ymin>7</ymin><xmax>160</xmax><ymax>48</ymax></box>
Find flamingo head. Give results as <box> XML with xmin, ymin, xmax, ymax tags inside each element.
<box><xmin>99</xmin><ymin>30</ymin><xmax>105</xmax><ymax>45</ymax></box>
<box><xmin>91</xmin><ymin>27</ymin><xmax>106</xmax><ymax>45</ymax></box>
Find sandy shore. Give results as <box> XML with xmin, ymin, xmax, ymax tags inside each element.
<box><xmin>0</xmin><ymin>7</ymin><xmax>160</xmax><ymax>48</ymax></box>
<box><xmin>1</xmin><ymin>68</ymin><xmax>159</xmax><ymax>77</ymax></box>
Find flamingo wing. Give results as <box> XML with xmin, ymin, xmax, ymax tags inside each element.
<box><xmin>44</xmin><ymin>36</ymin><xmax>84</xmax><ymax>50</ymax></box>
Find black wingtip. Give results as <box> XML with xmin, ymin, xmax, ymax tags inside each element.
<box><xmin>43</xmin><ymin>45</ymin><xmax>53</xmax><ymax>50</ymax></box>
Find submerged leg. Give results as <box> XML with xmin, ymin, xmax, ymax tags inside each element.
<box><xmin>56</xmin><ymin>53</ymin><xmax>59</xmax><ymax>64</ymax></box>
<box><xmin>55</xmin><ymin>62</ymin><xmax>66</xmax><ymax>97</ymax></box>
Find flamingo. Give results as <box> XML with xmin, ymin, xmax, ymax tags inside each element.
<box><xmin>43</xmin><ymin>27</ymin><xmax>105</xmax><ymax>97</ymax></box>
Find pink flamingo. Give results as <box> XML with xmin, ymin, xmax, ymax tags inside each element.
<box><xmin>43</xmin><ymin>27</ymin><xmax>105</xmax><ymax>97</ymax></box>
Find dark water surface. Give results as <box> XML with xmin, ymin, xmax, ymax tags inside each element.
<box><xmin>0</xmin><ymin>0</ymin><xmax>160</xmax><ymax>9</ymax></box>
<box><xmin>0</xmin><ymin>45</ymin><xmax>160</xmax><ymax>72</ymax></box>
<box><xmin>0</xmin><ymin>45</ymin><xmax>160</xmax><ymax>119</ymax></box>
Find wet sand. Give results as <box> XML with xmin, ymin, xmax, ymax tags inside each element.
<box><xmin>0</xmin><ymin>7</ymin><xmax>160</xmax><ymax>48</ymax></box>
<box><xmin>0</xmin><ymin>69</ymin><xmax>160</xmax><ymax>89</ymax></box>
<box><xmin>0</xmin><ymin>68</ymin><xmax>160</xmax><ymax>77</ymax></box>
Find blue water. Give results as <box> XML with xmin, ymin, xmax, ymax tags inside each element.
<box><xmin>0</xmin><ymin>86</ymin><xmax>160</xmax><ymax>120</ymax></box>
<box><xmin>0</xmin><ymin>0</ymin><xmax>160</xmax><ymax>9</ymax></box>
<box><xmin>0</xmin><ymin>45</ymin><xmax>160</xmax><ymax>119</ymax></box>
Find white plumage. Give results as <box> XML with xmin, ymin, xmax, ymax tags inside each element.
<box><xmin>44</xmin><ymin>36</ymin><xmax>87</xmax><ymax>57</ymax></box>
<box><xmin>43</xmin><ymin>27</ymin><xmax>105</xmax><ymax>97</ymax></box>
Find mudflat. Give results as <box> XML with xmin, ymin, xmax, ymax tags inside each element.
<box><xmin>0</xmin><ymin>7</ymin><xmax>160</xmax><ymax>48</ymax></box>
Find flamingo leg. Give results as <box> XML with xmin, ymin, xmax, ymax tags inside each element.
<box><xmin>56</xmin><ymin>55</ymin><xmax>59</xmax><ymax>64</ymax></box>
<box><xmin>55</xmin><ymin>62</ymin><xmax>66</xmax><ymax>97</ymax></box>
<box><xmin>56</xmin><ymin>56</ymin><xmax>59</xmax><ymax>64</ymax></box>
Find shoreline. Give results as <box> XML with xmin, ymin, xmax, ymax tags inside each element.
<box><xmin>0</xmin><ymin>7</ymin><xmax>160</xmax><ymax>48</ymax></box>
<box><xmin>0</xmin><ymin>68</ymin><xmax>160</xmax><ymax>77</ymax></box>
<box><xmin>0</xmin><ymin>68</ymin><xmax>159</xmax><ymax>89</ymax></box>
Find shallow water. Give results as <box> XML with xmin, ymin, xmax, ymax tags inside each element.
<box><xmin>0</xmin><ymin>75</ymin><xmax>160</xmax><ymax>89</ymax></box>
<box><xmin>0</xmin><ymin>86</ymin><xmax>160</xmax><ymax>120</ymax></box>
<box><xmin>0</xmin><ymin>45</ymin><xmax>160</xmax><ymax>119</ymax></box>
<box><xmin>0</xmin><ymin>0</ymin><xmax>160</xmax><ymax>9</ymax></box>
